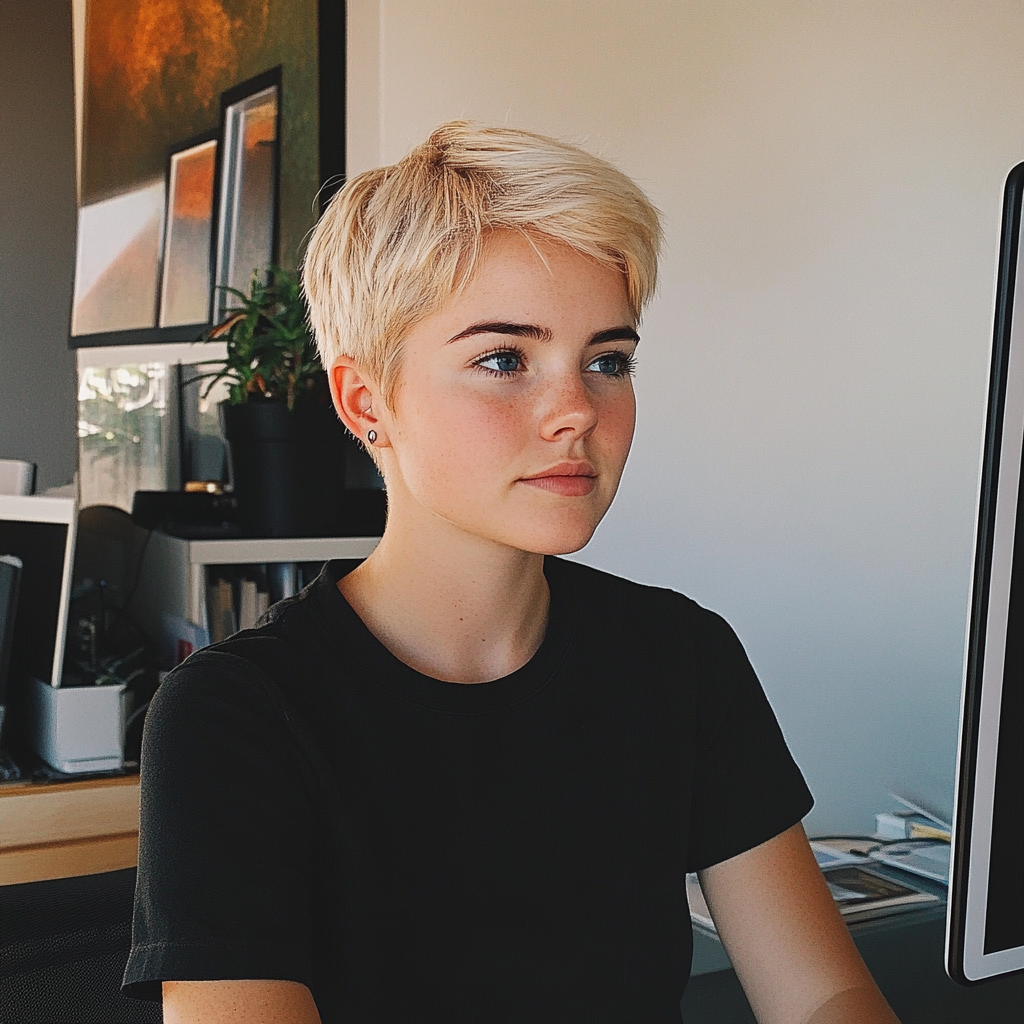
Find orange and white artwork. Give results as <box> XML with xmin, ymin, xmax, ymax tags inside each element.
<box><xmin>159</xmin><ymin>138</ymin><xmax>218</xmax><ymax>328</ymax></box>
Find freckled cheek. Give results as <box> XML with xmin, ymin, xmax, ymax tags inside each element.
<box><xmin>452</xmin><ymin>396</ymin><xmax>530</xmax><ymax>471</ymax></box>
<box><xmin>406</xmin><ymin>387</ymin><xmax>527</xmax><ymax>486</ymax></box>
<box><xmin>597</xmin><ymin>393</ymin><xmax>637</xmax><ymax>463</ymax></box>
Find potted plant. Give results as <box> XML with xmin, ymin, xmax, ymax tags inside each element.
<box><xmin>191</xmin><ymin>267</ymin><xmax>349</xmax><ymax>538</ymax></box>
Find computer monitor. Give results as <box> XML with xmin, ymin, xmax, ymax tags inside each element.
<box><xmin>0</xmin><ymin>496</ymin><xmax>77</xmax><ymax>688</ymax></box>
<box><xmin>0</xmin><ymin>554</ymin><xmax>23</xmax><ymax>743</ymax></box>
<box><xmin>947</xmin><ymin>162</ymin><xmax>1024</xmax><ymax>984</ymax></box>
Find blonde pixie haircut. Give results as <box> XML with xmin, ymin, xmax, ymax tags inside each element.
<box><xmin>302</xmin><ymin>121</ymin><xmax>663</xmax><ymax>406</ymax></box>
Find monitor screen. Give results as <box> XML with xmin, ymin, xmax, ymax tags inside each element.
<box><xmin>0</xmin><ymin>554</ymin><xmax>22</xmax><ymax>727</ymax></box>
<box><xmin>948</xmin><ymin>162</ymin><xmax>1024</xmax><ymax>984</ymax></box>
<box><xmin>0</xmin><ymin>496</ymin><xmax>76</xmax><ymax>687</ymax></box>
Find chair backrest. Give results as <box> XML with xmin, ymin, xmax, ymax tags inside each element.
<box><xmin>0</xmin><ymin>460</ymin><xmax>35</xmax><ymax>497</ymax></box>
<box><xmin>0</xmin><ymin>867</ymin><xmax>162</xmax><ymax>1023</ymax></box>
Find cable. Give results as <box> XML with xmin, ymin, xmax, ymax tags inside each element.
<box><xmin>106</xmin><ymin>527</ymin><xmax>154</xmax><ymax>642</ymax></box>
<box><xmin>810</xmin><ymin>835</ymin><xmax>949</xmax><ymax>861</ymax></box>
<box><xmin>812</xmin><ymin>834</ymin><xmax>948</xmax><ymax>845</ymax></box>
<box><xmin>123</xmin><ymin>700</ymin><xmax>151</xmax><ymax>736</ymax></box>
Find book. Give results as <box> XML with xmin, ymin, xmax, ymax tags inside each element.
<box><xmin>222</xmin><ymin>575</ymin><xmax>269</xmax><ymax>632</ymax></box>
<box><xmin>687</xmin><ymin>861</ymin><xmax>939</xmax><ymax>935</ymax></box>
<box><xmin>875</xmin><ymin>810</ymin><xmax>951</xmax><ymax>842</ymax></box>
<box><xmin>207</xmin><ymin>577</ymin><xmax>237</xmax><ymax>643</ymax></box>
<box><xmin>875</xmin><ymin>810</ymin><xmax>916</xmax><ymax>839</ymax></box>
<box><xmin>823</xmin><ymin>865</ymin><xmax>939</xmax><ymax>923</ymax></box>
<box><xmin>869</xmin><ymin>840</ymin><xmax>950</xmax><ymax>884</ymax></box>
<box><xmin>809</xmin><ymin>841</ymin><xmax>866</xmax><ymax>869</ymax></box>
<box><xmin>203</xmin><ymin>569</ymin><xmax>272</xmax><ymax>645</ymax></box>
<box><xmin>907</xmin><ymin>820</ymin><xmax>951</xmax><ymax>841</ymax></box>
<box><xmin>238</xmin><ymin>579</ymin><xmax>259</xmax><ymax>630</ymax></box>
<box><xmin>160</xmin><ymin>612</ymin><xmax>211</xmax><ymax>667</ymax></box>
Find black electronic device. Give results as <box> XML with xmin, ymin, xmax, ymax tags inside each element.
<box><xmin>0</xmin><ymin>496</ymin><xmax>76</xmax><ymax>687</ymax></box>
<box><xmin>130</xmin><ymin>487</ymin><xmax>385</xmax><ymax>539</ymax></box>
<box><xmin>0</xmin><ymin>554</ymin><xmax>23</xmax><ymax>745</ymax></box>
<box><xmin>130</xmin><ymin>490</ymin><xmax>240</xmax><ymax>539</ymax></box>
<box><xmin>0</xmin><ymin>496</ymin><xmax>130</xmax><ymax>774</ymax></box>
<box><xmin>948</xmin><ymin>161</ymin><xmax>1024</xmax><ymax>984</ymax></box>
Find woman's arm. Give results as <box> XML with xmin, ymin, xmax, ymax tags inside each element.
<box><xmin>698</xmin><ymin>822</ymin><xmax>900</xmax><ymax>1024</ymax></box>
<box><xmin>162</xmin><ymin>980</ymin><xmax>322</xmax><ymax>1024</ymax></box>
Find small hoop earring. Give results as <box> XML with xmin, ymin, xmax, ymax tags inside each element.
<box><xmin>366</xmin><ymin>429</ymin><xmax>377</xmax><ymax>445</ymax></box>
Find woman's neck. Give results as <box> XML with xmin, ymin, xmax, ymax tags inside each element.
<box><xmin>338</xmin><ymin>499</ymin><xmax>551</xmax><ymax>684</ymax></box>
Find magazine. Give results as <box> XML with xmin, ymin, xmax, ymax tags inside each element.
<box><xmin>687</xmin><ymin>861</ymin><xmax>939</xmax><ymax>935</ymax></box>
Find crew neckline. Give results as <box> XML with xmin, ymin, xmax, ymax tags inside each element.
<box><xmin>309</xmin><ymin>556</ymin><xmax>577</xmax><ymax>714</ymax></box>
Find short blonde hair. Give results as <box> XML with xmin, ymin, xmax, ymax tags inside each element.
<box><xmin>302</xmin><ymin>121</ymin><xmax>663</xmax><ymax>404</ymax></box>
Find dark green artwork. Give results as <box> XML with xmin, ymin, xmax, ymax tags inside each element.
<box><xmin>83</xmin><ymin>0</ymin><xmax>319</xmax><ymax>268</ymax></box>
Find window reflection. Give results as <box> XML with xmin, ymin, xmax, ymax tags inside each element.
<box><xmin>77</xmin><ymin>363</ymin><xmax>176</xmax><ymax>511</ymax></box>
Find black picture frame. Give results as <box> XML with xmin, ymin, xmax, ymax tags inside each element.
<box><xmin>318</xmin><ymin>0</ymin><xmax>347</xmax><ymax>211</ymax></box>
<box><xmin>69</xmin><ymin>0</ymin><xmax>346</xmax><ymax>350</ymax></box>
<box><xmin>211</xmin><ymin>67</ymin><xmax>282</xmax><ymax>318</ymax></box>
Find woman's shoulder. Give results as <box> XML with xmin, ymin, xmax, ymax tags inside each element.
<box><xmin>547</xmin><ymin>556</ymin><xmax>745</xmax><ymax>660</ymax></box>
<box><xmin>148</xmin><ymin>643</ymin><xmax>297</xmax><ymax>742</ymax></box>
<box><xmin>157</xmin><ymin>574</ymin><xmax>336</xmax><ymax>706</ymax></box>
<box><xmin>547</xmin><ymin>556</ymin><xmax>712</xmax><ymax>618</ymax></box>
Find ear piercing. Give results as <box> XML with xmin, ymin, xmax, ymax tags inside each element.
<box><xmin>367</xmin><ymin>429</ymin><xmax>377</xmax><ymax>445</ymax></box>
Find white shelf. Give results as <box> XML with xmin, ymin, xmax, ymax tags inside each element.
<box><xmin>180</xmin><ymin>535</ymin><xmax>379</xmax><ymax>565</ymax></box>
<box><xmin>134</xmin><ymin>530</ymin><xmax>381</xmax><ymax>635</ymax></box>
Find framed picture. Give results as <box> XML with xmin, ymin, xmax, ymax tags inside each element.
<box><xmin>213</xmin><ymin>68</ymin><xmax>281</xmax><ymax>314</ymax></box>
<box><xmin>71</xmin><ymin>178</ymin><xmax>165</xmax><ymax>337</ymax></box>
<box><xmin>158</xmin><ymin>132</ymin><xmax>218</xmax><ymax>329</ymax></box>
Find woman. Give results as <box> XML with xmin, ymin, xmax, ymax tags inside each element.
<box><xmin>124</xmin><ymin>122</ymin><xmax>899</xmax><ymax>1023</ymax></box>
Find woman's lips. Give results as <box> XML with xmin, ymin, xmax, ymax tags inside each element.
<box><xmin>520</xmin><ymin>463</ymin><xmax>597</xmax><ymax>496</ymax></box>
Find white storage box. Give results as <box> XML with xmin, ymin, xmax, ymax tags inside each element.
<box><xmin>21</xmin><ymin>676</ymin><xmax>125</xmax><ymax>773</ymax></box>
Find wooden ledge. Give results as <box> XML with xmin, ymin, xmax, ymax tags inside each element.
<box><xmin>0</xmin><ymin>775</ymin><xmax>140</xmax><ymax>884</ymax></box>
<box><xmin>0</xmin><ymin>832</ymin><xmax>139</xmax><ymax>886</ymax></box>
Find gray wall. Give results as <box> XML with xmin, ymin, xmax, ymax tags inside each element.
<box><xmin>0</xmin><ymin>0</ymin><xmax>78</xmax><ymax>491</ymax></box>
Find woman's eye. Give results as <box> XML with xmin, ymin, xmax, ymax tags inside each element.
<box><xmin>474</xmin><ymin>350</ymin><xmax>523</xmax><ymax>374</ymax></box>
<box><xmin>587</xmin><ymin>352</ymin><xmax>636</xmax><ymax>377</ymax></box>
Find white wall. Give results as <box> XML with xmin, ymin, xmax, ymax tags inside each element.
<box><xmin>347</xmin><ymin>0</ymin><xmax>1024</xmax><ymax>835</ymax></box>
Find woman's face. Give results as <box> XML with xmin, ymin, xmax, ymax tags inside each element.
<box><xmin>378</xmin><ymin>230</ymin><xmax>639</xmax><ymax>555</ymax></box>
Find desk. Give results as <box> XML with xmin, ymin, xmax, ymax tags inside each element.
<box><xmin>683</xmin><ymin>906</ymin><xmax>1024</xmax><ymax>1023</ymax></box>
<box><xmin>0</xmin><ymin>775</ymin><xmax>139</xmax><ymax>885</ymax></box>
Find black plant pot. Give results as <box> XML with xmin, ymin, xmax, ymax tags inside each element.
<box><xmin>220</xmin><ymin>399</ymin><xmax>348</xmax><ymax>538</ymax></box>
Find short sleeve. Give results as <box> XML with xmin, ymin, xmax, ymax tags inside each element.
<box><xmin>685</xmin><ymin>609</ymin><xmax>813</xmax><ymax>872</ymax></box>
<box><xmin>122</xmin><ymin>650</ymin><xmax>318</xmax><ymax>1000</ymax></box>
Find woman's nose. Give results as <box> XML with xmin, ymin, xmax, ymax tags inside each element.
<box><xmin>536</xmin><ymin>369</ymin><xmax>599</xmax><ymax>441</ymax></box>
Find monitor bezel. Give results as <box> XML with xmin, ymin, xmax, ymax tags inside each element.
<box><xmin>0</xmin><ymin>495</ymin><xmax>77</xmax><ymax>688</ymax></box>
<box><xmin>947</xmin><ymin>161</ymin><xmax>1024</xmax><ymax>984</ymax></box>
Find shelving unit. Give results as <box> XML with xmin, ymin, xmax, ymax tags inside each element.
<box><xmin>134</xmin><ymin>530</ymin><xmax>379</xmax><ymax>638</ymax></box>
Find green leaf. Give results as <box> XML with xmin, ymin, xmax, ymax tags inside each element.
<box><xmin>193</xmin><ymin>265</ymin><xmax>326</xmax><ymax>407</ymax></box>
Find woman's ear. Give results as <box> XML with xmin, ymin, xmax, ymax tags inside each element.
<box><xmin>330</xmin><ymin>357</ymin><xmax>388</xmax><ymax>447</ymax></box>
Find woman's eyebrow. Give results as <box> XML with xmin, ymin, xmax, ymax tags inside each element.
<box><xmin>447</xmin><ymin>321</ymin><xmax>553</xmax><ymax>343</ymax></box>
<box><xmin>446</xmin><ymin>322</ymin><xmax>639</xmax><ymax>345</ymax></box>
<box><xmin>590</xmin><ymin>327</ymin><xmax>640</xmax><ymax>346</ymax></box>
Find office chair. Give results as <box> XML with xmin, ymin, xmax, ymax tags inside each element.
<box><xmin>0</xmin><ymin>867</ymin><xmax>161</xmax><ymax>1023</ymax></box>
<box><xmin>0</xmin><ymin>460</ymin><xmax>36</xmax><ymax>497</ymax></box>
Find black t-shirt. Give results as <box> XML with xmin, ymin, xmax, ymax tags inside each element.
<box><xmin>123</xmin><ymin>557</ymin><xmax>812</xmax><ymax>1022</ymax></box>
